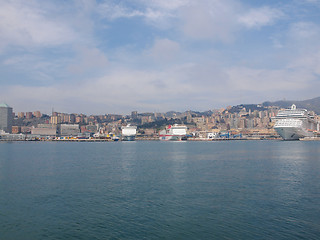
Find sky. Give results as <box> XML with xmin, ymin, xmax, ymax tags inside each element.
<box><xmin>1</xmin><ymin>0</ymin><xmax>320</xmax><ymax>115</ymax></box>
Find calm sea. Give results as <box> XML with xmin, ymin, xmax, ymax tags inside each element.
<box><xmin>0</xmin><ymin>141</ymin><xmax>320</xmax><ymax>239</ymax></box>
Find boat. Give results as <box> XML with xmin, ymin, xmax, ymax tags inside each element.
<box><xmin>112</xmin><ymin>135</ymin><xmax>120</xmax><ymax>141</ymax></box>
<box><xmin>121</xmin><ymin>124</ymin><xmax>137</xmax><ymax>141</ymax></box>
<box><xmin>273</xmin><ymin>104</ymin><xmax>318</xmax><ymax>140</ymax></box>
<box><xmin>159</xmin><ymin>124</ymin><xmax>188</xmax><ymax>141</ymax></box>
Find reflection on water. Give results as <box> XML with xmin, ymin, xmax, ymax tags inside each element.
<box><xmin>273</xmin><ymin>142</ymin><xmax>320</xmax><ymax>201</ymax></box>
<box><xmin>166</xmin><ymin>141</ymin><xmax>189</xmax><ymax>185</ymax></box>
<box><xmin>119</xmin><ymin>141</ymin><xmax>138</xmax><ymax>182</ymax></box>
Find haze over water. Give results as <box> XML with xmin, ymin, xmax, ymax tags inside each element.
<box><xmin>1</xmin><ymin>141</ymin><xmax>320</xmax><ymax>239</ymax></box>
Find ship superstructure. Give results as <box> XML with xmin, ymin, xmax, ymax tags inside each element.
<box><xmin>159</xmin><ymin>124</ymin><xmax>187</xmax><ymax>141</ymax></box>
<box><xmin>121</xmin><ymin>125</ymin><xmax>137</xmax><ymax>141</ymax></box>
<box><xmin>273</xmin><ymin>104</ymin><xmax>318</xmax><ymax>140</ymax></box>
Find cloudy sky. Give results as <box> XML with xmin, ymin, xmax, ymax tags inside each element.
<box><xmin>1</xmin><ymin>0</ymin><xmax>320</xmax><ymax>114</ymax></box>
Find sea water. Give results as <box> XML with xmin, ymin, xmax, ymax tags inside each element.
<box><xmin>0</xmin><ymin>141</ymin><xmax>320</xmax><ymax>239</ymax></box>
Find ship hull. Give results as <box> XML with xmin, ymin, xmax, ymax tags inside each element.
<box><xmin>122</xmin><ymin>135</ymin><xmax>135</xmax><ymax>141</ymax></box>
<box><xmin>159</xmin><ymin>135</ymin><xmax>187</xmax><ymax>141</ymax></box>
<box><xmin>274</xmin><ymin>126</ymin><xmax>313</xmax><ymax>140</ymax></box>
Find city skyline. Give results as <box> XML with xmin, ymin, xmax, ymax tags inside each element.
<box><xmin>5</xmin><ymin>95</ymin><xmax>320</xmax><ymax>118</ymax></box>
<box><xmin>1</xmin><ymin>0</ymin><xmax>320</xmax><ymax>115</ymax></box>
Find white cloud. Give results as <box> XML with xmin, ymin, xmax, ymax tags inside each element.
<box><xmin>178</xmin><ymin>1</ymin><xmax>283</xmax><ymax>42</ymax></box>
<box><xmin>228</xmin><ymin>67</ymin><xmax>299</xmax><ymax>91</ymax></box>
<box><xmin>98</xmin><ymin>0</ymin><xmax>284</xmax><ymax>43</ymax></box>
<box><xmin>284</xmin><ymin>22</ymin><xmax>320</xmax><ymax>76</ymax></box>
<box><xmin>139</xmin><ymin>0</ymin><xmax>187</xmax><ymax>10</ymax></box>
<box><xmin>0</xmin><ymin>61</ymin><xmax>223</xmax><ymax>113</ymax></box>
<box><xmin>289</xmin><ymin>51</ymin><xmax>320</xmax><ymax>76</ymax></box>
<box><xmin>0</xmin><ymin>57</ymin><xmax>232</xmax><ymax>113</ymax></box>
<box><xmin>3</xmin><ymin>54</ymin><xmax>320</xmax><ymax>114</ymax></box>
<box><xmin>2</xmin><ymin>54</ymin><xmax>68</xmax><ymax>84</ymax></box>
<box><xmin>97</xmin><ymin>0</ymin><xmax>184</xmax><ymax>29</ymax></box>
<box><xmin>288</xmin><ymin>22</ymin><xmax>320</xmax><ymax>41</ymax></box>
<box><xmin>225</xmin><ymin>64</ymin><xmax>320</xmax><ymax>104</ymax></box>
<box><xmin>98</xmin><ymin>3</ymin><xmax>144</xmax><ymax>20</ymax></box>
<box><xmin>67</xmin><ymin>47</ymin><xmax>109</xmax><ymax>75</ymax></box>
<box><xmin>239</xmin><ymin>6</ymin><xmax>284</xmax><ymax>29</ymax></box>
<box><xmin>179</xmin><ymin>0</ymin><xmax>241</xmax><ymax>42</ymax></box>
<box><xmin>0</xmin><ymin>1</ymin><xmax>77</xmax><ymax>50</ymax></box>
<box><xmin>144</xmin><ymin>38</ymin><xmax>181</xmax><ymax>63</ymax></box>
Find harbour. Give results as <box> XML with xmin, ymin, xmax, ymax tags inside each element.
<box><xmin>0</xmin><ymin>136</ymin><xmax>284</xmax><ymax>142</ymax></box>
<box><xmin>1</xmin><ymin>0</ymin><xmax>320</xmax><ymax>239</ymax></box>
<box><xmin>2</xmin><ymin>102</ymin><xmax>320</xmax><ymax>143</ymax></box>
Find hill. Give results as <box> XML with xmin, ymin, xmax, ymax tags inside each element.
<box><xmin>262</xmin><ymin>96</ymin><xmax>320</xmax><ymax>114</ymax></box>
<box><xmin>227</xmin><ymin>104</ymin><xmax>267</xmax><ymax>113</ymax></box>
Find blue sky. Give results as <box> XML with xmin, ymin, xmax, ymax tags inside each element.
<box><xmin>1</xmin><ymin>0</ymin><xmax>320</xmax><ymax>114</ymax></box>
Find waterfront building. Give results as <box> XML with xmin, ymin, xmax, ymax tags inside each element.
<box><xmin>21</xmin><ymin>126</ymin><xmax>32</xmax><ymax>134</ymax></box>
<box><xmin>12</xmin><ymin>126</ymin><xmax>21</xmax><ymax>134</ymax></box>
<box><xmin>60</xmin><ymin>124</ymin><xmax>80</xmax><ymax>136</ymax></box>
<box><xmin>31</xmin><ymin>124</ymin><xmax>57</xmax><ymax>136</ymax></box>
<box><xmin>0</xmin><ymin>103</ymin><xmax>13</xmax><ymax>133</ymax></box>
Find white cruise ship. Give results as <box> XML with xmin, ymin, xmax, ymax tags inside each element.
<box><xmin>274</xmin><ymin>104</ymin><xmax>318</xmax><ymax>140</ymax></box>
<box><xmin>159</xmin><ymin>124</ymin><xmax>188</xmax><ymax>141</ymax></box>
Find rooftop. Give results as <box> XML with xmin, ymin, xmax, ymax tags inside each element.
<box><xmin>0</xmin><ymin>103</ymin><xmax>11</xmax><ymax>108</ymax></box>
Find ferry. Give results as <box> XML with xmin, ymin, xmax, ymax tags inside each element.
<box><xmin>121</xmin><ymin>124</ymin><xmax>137</xmax><ymax>141</ymax></box>
<box><xmin>159</xmin><ymin>124</ymin><xmax>188</xmax><ymax>141</ymax></box>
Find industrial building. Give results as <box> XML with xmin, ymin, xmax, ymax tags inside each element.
<box><xmin>60</xmin><ymin>124</ymin><xmax>80</xmax><ymax>136</ymax></box>
<box><xmin>31</xmin><ymin>124</ymin><xmax>57</xmax><ymax>136</ymax></box>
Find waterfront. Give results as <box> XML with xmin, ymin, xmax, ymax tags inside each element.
<box><xmin>1</xmin><ymin>141</ymin><xmax>320</xmax><ymax>239</ymax></box>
